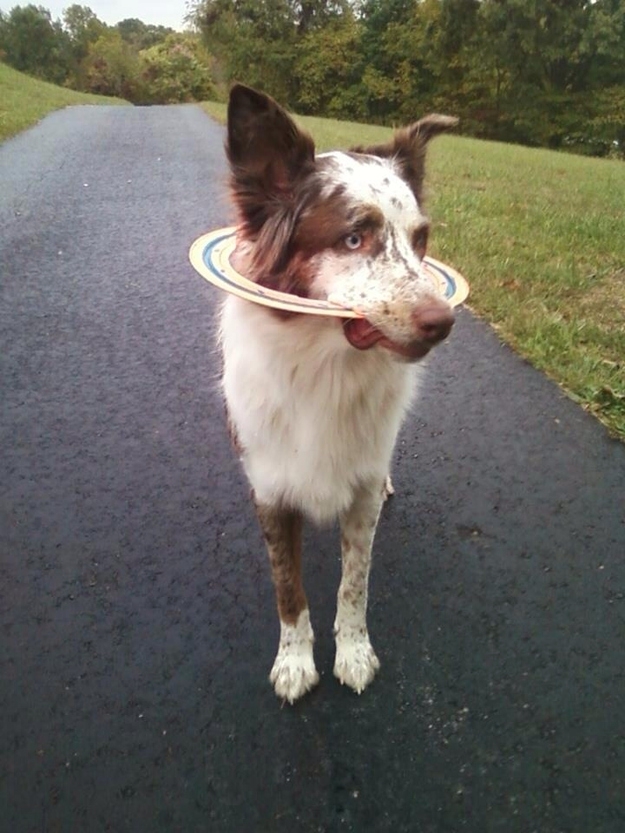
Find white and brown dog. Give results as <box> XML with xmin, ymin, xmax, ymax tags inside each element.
<box><xmin>220</xmin><ymin>84</ymin><xmax>457</xmax><ymax>703</ymax></box>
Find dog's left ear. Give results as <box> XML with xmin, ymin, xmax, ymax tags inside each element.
<box><xmin>351</xmin><ymin>114</ymin><xmax>458</xmax><ymax>203</ymax></box>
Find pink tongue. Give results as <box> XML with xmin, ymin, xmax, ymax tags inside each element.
<box><xmin>344</xmin><ymin>318</ymin><xmax>385</xmax><ymax>350</ymax></box>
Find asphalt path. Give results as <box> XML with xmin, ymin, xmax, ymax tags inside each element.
<box><xmin>1</xmin><ymin>104</ymin><xmax>624</xmax><ymax>833</ymax></box>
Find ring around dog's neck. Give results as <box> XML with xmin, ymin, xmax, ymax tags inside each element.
<box><xmin>189</xmin><ymin>226</ymin><xmax>470</xmax><ymax>316</ymax></box>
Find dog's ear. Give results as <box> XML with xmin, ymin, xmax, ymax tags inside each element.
<box><xmin>226</xmin><ymin>84</ymin><xmax>316</xmax><ymax>276</ymax></box>
<box><xmin>227</xmin><ymin>84</ymin><xmax>316</xmax><ymax>232</ymax></box>
<box><xmin>351</xmin><ymin>114</ymin><xmax>458</xmax><ymax>203</ymax></box>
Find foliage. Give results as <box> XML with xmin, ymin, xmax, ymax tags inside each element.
<box><xmin>62</xmin><ymin>4</ymin><xmax>106</xmax><ymax>87</ymax></box>
<box><xmin>296</xmin><ymin>15</ymin><xmax>367</xmax><ymax>119</ymax></box>
<box><xmin>189</xmin><ymin>0</ymin><xmax>625</xmax><ymax>158</ymax></box>
<box><xmin>192</xmin><ymin>0</ymin><xmax>301</xmax><ymax>102</ymax></box>
<box><xmin>1</xmin><ymin>0</ymin><xmax>625</xmax><ymax>156</ymax></box>
<box><xmin>139</xmin><ymin>34</ymin><xmax>216</xmax><ymax>104</ymax></box>
<box><xmin>0</xmin><ymin>3</ymin><xmax>215</xmax><ymax>105</ymax></box>
<box><xmin>117</xmin><ymin>18</ymin><xmax>176</xmax><ymax>50</ymax></box>
<box><xmin>0</xmin><ymin>4</ymin><xmax>70</xmax><ymax>84</ymax></box>
<box><xmin>83</xmin><ymin>29</ymin><xmax>142</xmax><ymax>99</ymax></box>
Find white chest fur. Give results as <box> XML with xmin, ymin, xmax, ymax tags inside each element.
<box><xmin>220</xmin><ymin>296</ymin><xmax>420</xmax><ymax>523</ymax></box>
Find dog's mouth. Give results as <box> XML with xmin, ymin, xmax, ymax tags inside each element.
<box><xmin>343</xmin><ymin>318</ymin><xmax>432</xmax><ymax>361</ymax></box>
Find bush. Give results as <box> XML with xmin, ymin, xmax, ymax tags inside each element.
<box><xmin>139</xmin><ymin>35</ymin><xmax>215</xmax><ymax>104</ymax></box>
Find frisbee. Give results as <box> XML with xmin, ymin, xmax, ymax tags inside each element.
<box><xmin>189</xmin><ymin>226</ymin><xmax>469</xmax><ymax>316</ymax></box>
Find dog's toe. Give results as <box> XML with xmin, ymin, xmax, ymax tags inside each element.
<box><xmin>334</xmin><ymin>632</ymin><xmax>380</xmax><ymax>694</ymax></box>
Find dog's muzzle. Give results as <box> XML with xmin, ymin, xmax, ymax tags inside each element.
<box><xmin>344</xmin><ymin>299</ymin><xmax>455</xmax><ymax>361</ymax></box>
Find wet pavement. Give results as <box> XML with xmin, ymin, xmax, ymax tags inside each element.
<box><xmin>1</xmin><ymin>104</ymin><xmax>624</xmax><ymax>833</ymax></box>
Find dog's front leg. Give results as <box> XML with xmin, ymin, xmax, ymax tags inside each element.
<box><xmin>255</xmin><ymin>502</ymin><xmax>319</xmax><ymax>704</ymax></box>
<box><xmin>334</xmin><ymin>481</ymin><xmax>385</xmax><ymax>694</ymax></box>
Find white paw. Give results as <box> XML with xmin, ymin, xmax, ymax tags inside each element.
<box><xmin>269</xmin><ymin>610</ymin><xmax>319</xmax><ymax>704</ymax></box>
<box><xmin>383</xmin><ymin>475</ymin><xmax>395</xmax><ymax>500</ymax></box>
<box><xmin>269</xmin><ymin>645</ymin><xmax>319</xmax><ymax>704</ymax></box>
<box><xmin>334</xmin><ymin>629</ymin><xmax>380</xmax><ymax>694</ymax></box>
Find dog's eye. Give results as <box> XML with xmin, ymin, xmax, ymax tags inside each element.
<box><xmin>344</xmin><ymin>233</ymin><xmax>363</xmax><ymax>250</ymax></box>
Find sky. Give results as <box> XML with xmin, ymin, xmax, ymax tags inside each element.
<box><xmin>43</xmin><ymin>0</ymin><xmax>190</xmax><ymax>31</ymax></box>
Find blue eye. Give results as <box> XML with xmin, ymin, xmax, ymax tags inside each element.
<box><xmin>345</xmin><ymin>232</ymin><xmax>362</xmax><ymax>250</ymax></box>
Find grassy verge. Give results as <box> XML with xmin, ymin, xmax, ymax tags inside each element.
<box><xmin>201</xmin><ymin>100</ymin><xmax>625</xmax><ymax>440</ymax></box>
<box><xmin>0</xmin><ymin>63</ymin><xmax>129</xmax><ymax>143</ymax></box>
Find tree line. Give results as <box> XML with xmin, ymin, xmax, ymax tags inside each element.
<box><xmin>190</xmin><ymin>0</ymin><xmax>625</xmax><ymax>157</ymax></box>
<box><xmin>2</xmin><ymin>1</ymin><xmax>624</xmax><ymax>157</ymax></box>
<box><xmin>0</xmin><ymin>4</ymin><xmax>216</xmax><ymax>103</ymax></box>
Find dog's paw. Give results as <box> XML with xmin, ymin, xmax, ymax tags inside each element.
<box><xmin>334</xmin><ymin>630</ymin><xmax>380</xmax><ymax>694</ymax></box>
<box><xmin>269</xmin><ymin>610</ymin><xmax>319</xmax><ymax>704</ymax></box>
<box><xmin>270</xmin><ymin>645</ymin><xmax>319</xmax><ymax>704</ymax></box>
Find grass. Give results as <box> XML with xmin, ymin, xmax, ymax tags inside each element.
<box><xmin>0</xmin><ymin>63</ymin><xmax>129</xmax><ymax>143</ymax></box>
<box><xmin>201</xmin><ymin>100</ymin><xmax>625</xmax><ymax>440</ymax></box>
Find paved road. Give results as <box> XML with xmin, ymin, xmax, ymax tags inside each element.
<box><xmin>1</xmin><ymin>105</ymin><xmax>624</xmax><ymax>833</ymax></box>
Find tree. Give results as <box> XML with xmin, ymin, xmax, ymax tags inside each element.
<box><xmin>295</xmin><ymin>0</ymin><xmax>350</xmax><ymax>33</ymax></box>
<box><xmin>355</xmin><ymin>0</ymin><xmax>446</xmax><ymax>122</ymax></box>
<box><xmin>185</xmin><ymin>0</ymin><xmax>625</xmax><ymax>156</ymax></box>
<box><xmin>84</xmin><ymin>29</ymin><xmax>142</xmax><ymax>99</ymax></box>
<box><xmin>0</xmin><ymin>4</ymin><xmax>70</xmax><ymax>84</ymax></box>
<box><xmin>62</xmin><ymin>5</ymin><xmax>106</xmax><ymax>88</ymax></box>
<box><xmin>140</xmin><ymin>34</ymin><xmax>215</xmax><ymax>103</ymax></box>
<box><xmin>295</xmin><ymin>14</ymin><xmax>367</xmax><ymax>118</ymax></box>
<box><xmin>473</xmin><ymin>0</ymin><xmax>598</xmax><ymax>145</ymax></box>
<box><xmin>117</xmin><ymin>18</ymin><xmax>176</xmax><ymax>50</ymax></box>
<box><xmin>63</xmin><ymin>4</ymin><xmax>104</xmax><ymax>45</ymax></box>
<box><xmin>190</xmin><ymin>0</ymin><xmax>300</xmax><ymax>102</ymax></box>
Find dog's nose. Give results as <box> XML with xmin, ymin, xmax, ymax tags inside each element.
<box><xmin>413</xmin><ymin>303</ymin><xmax>455</xmax><ymax>344</ymax></box>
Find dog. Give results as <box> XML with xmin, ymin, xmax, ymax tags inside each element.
<box><xmin>220</xmin><ymin>84</ymin><xmax>457</xmax><ymax>703</ymax></box>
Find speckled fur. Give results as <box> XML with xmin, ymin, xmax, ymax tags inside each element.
<box><xmin>334</xmin><ymin>482</ymin><xmax>386</xmax><ymax>692</ymax></box>
<box><xmin>221</xmin><ymin>85</ymin><xmax>457</xmax><ymax>703</ymax></box>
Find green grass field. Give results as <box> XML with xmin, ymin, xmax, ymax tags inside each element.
<box><xmin>202</xmin><ymin>101</ymin><xmax>625</xmax><ymax>440</ymax></box>
<box><xmin>0</xmin><ymin>63</ymin><xmax>128</xmax><ymax>143</ymax></box>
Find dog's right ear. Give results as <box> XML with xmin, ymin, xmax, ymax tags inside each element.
<box><xmin>351</xmin><ymin>114</ymin><xmax>458</xmax><ymax>204</ymax></box>
<box><xmin>226</xmin><ymin>84</ymin><xmax>316</xmax><ymax>239</ymax></box>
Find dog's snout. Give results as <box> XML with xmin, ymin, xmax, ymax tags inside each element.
<box><xmin>412</xmin><ymin>303</ymin><xmax>455</xmax><ymax>344</ymax></box>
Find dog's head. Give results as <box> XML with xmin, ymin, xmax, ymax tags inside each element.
<box><xmin>226</xmin><ymin>84</ymin><xmax>458</xmax><ymax>361</ymax></box>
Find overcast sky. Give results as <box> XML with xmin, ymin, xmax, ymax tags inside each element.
<box><xmin>43</xmin><ymin>0</ymin><xmax>190</xmax><ymax>31</ymax></box>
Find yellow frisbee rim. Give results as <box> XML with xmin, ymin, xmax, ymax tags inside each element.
<box><xmin>189</xmin><ymin>226</ymin><xmax>469</xmax><ymax>316</ymax></box>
